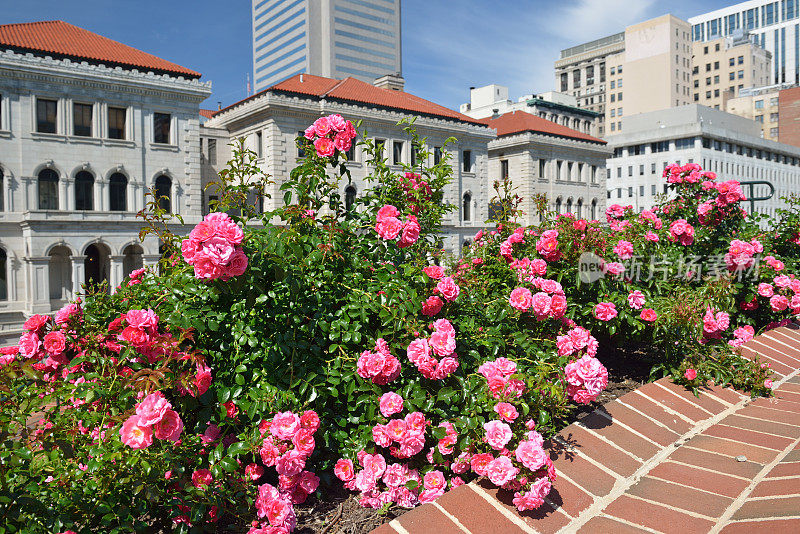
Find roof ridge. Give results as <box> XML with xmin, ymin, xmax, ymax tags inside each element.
<box><xmin>321</xmin><ymin>76</ymin><xmax>353</xmax><ymax>98</ymax></box>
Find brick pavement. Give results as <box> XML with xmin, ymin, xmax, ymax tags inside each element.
<box><xmin>372</xmin><ymin>323</ymin><xmax>800</xmax><ymax>533</ymax></box>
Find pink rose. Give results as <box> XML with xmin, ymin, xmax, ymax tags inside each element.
<box><xmin>640</xmin><ymin>308</ymin><xmax>657</xmax><ymax>322</ymax></box>
<box><xmin>684</xmin><ymin>368</ymin><xmax>697</xmax><ymax>381</ymax></box>
<box><xmin>509</xmin><ymin>287</ymin><xmax>533</xmax><ymax>311</ymax></box>
<box><xmin>276</xmin><ymin>450</ymin><xmax>306</xmax><ymax>476</ymax></box>
<box><xmin>334</xmin><ymin>459</ymin><xmax>355</xmax><ymax>481</ymax></box>
<box><xmin>494</xmin><ymin>402</ymin><xmax>519</xmax><ymax>422</ymax></box>
<box><xmin>515</xmin><ymin>440</ymin><xmax>548</xmax><ymax>470</ymax></box>
<box><xmin>333</xmin><ymin>131</ymin><xmax>352</xmax><ymax>152</ymax></box>
<box><xmin>119</xmin><ymin>414</ymin><xmax>153</xmax><ymax>449</ymax></box>
<box><xmin>313</xmin><ymin>116</ymin><xmax>332</xmax><ymax>137</ymax></box>
<box><xmin>313</xmin><ymin>136</ymin><xmax>335</xmax><ymax>157</ymax></box>
<box><xmin>43</xmin><ymin>331</ymin><xmax>66</xmax><ymax>355</ymax></box>
<box><xmin>594</xmin><ymin>302</ymin><xmax>618</xmax><ymax>321</ymax></box>
<box><xmin>376</xmin><ymin>217</ymin><xmax>403</xmax><ymax>240</ymax></box>
<box><xmin>18</xmin><ymin>332</ymin><xmax>41</xmax><ymax>358</ymax></box>
<box><xmin>486</xmin><ymin>456</ymin><xmax>519</xmax><ymax>486</ymax></box>
<box><xmin>271</xmin><ymin>411</ymin><xmax>301</xmax><ymax>440</ymax></box>
<box><xmin>484</xmin><ymin>420</ymin><xmax>513</xmax><ymax>450</ymax></box>
<box><xmin>136</xmin><ymin>392</ymin><xmax>172</xmax><ymax>426</ymax></box>
<box><xmin>613</xmin><ymin>240</ymin><xmax>634</xmax><ymax>260</ymax></box>
<box><xmin>423</xmin><ymin>470</ymin><xmax>446</xmax><ymax>491</ymax></box>
<box><xmin>327</xmin><ymin>114</ymin><xmax>347</xmax><ymax>132</ymax></box>
<box><xmin>436</xmin><ymin>277</ymin><xmax>460</xmax><ymax>302</ymax></box>
<box><xmin>379</xmin><ymin>392</ymin><xmax>404</xmax><ymax>417</ymax></box>
<box><xmin>377</xmin><ymin>204</ymin><xmax>399</xmax><ymax>221</ymax></box>
<box><xmin>627</xmin><ymin>290</ymin><xmax>645</xmax><ymax>310</ymax></box>
<box><xmin>154</xmin><ymin>409</ymin><xmax>183</xmax><ymax>441</ymax></box>
<box><xmin>421</xmin><ymin>296</ymin><xmax>443</xmax><ymax>316</ymax></box>
<box><xmin>423</xmin><ymin>265</ymin><xmax>445</xmax><ymax>279</ymax></box>
<box><xmin>192</xmin><ymin>468</ymin><xmax>213</xmax><ymax>489</ymax></box>
<box><xmin>245</xmin><ymin>463</ymin><xmax>264</xmax><ymax>481</ymax></box>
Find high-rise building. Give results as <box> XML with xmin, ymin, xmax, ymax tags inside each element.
<box><xmin>691</xmin><ymin>33</ymin><xmax>771</xmax><ymax>110</ymax></box>
<box><xmin>252</xmin><ymin>0</ymin><xmax>402</xmax><ymax>93</ymax></box>
<box><xmin>689</xmin><ymin>1</ymin><xmax>800</xmax><ymax>85</ymax></box>
<box><xmin>555</xmin><ymin>15</ymin><xmax>692</xmax><ymax>137</ymax></box>
<box><xmin>726</xmin><ymin>84</ymin><xmax>788</xmax><ymax>142</ymax></box>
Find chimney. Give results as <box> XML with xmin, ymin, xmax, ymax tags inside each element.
<box><xmin>300</xmin><ymin>74</ymin><xmax>304</xmax><ymax>83</ymax></box>
<box><xmin>217</xmin><ymin>101</ymin><xmax>221</xmax><ymax>111</ymax></box>
<box><xmin>374</xmin><ymin>73</ymin><xmax>405</xmax><ymax>91</ymax></box>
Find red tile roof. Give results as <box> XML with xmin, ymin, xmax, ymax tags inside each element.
<box><xmin>481</xmin><ymin>110</ymin><xmax>606</xmax><ymax>144</ymax></box>
<box><xmin>199</xmin><ymin>109</ymin><xmax>216</xmax><ymax>119</ymax></box>
<box><xmin>0</xmin><ymin>20</ymin><xmax>200</xmax><ymax>78</ymax></box>
<box><xmin>216</xmin><ymin>74</ymin><xmax>486</xmax><ymax>126</ymax></box>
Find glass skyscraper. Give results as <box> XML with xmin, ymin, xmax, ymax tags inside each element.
<box><xmin>689</xmin><ymin>0</ymin><xmax>800</xmax><ymax>85</ymax></box>
<box><xmin>252</xmin><ymin>0</ymin><xmax>402</xmax><ymax>92</ymax></box>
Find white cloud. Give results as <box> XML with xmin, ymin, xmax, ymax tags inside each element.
<box><xmin>554</xmin><ymin>0</ymin><xmax>659</xmax><ymax>42</ymax></box>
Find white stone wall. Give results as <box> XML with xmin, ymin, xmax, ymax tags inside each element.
<box><xmin>206</xmin><ymin>92</ymin><xmax>495</xmax><ymax>255</ymax></box>
<box><xmin>0</xmin><ymin>50</ymin><xmax>211</xmax><ymax>343</ymax></box>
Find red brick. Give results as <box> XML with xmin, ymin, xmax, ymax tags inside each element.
<box><xmin>648</xmin><ymin>460</ymin><xmax>750</xmax><ymax>497</ymax></box>
<box><xmin>392</xmin><ymin>502</ymin><xmax>462</xmax><ymax>534</ymax></box>
<box><xmin>668</xmin><ymin>446</ymin><xmax>763</xmax><ymax>479</ymax></box>
<box><xmin>753</xmin><ymin>337</ymin><xmax>800</xmax><ymax>364</ymax></box>
<box><xmin>706</xmin><ymin>385</ymin><xmax>748</xmax><ymax>405</ymax></box>
<box><xmin>474</xmin><ymin>479</ymin><xmax>571</xmax><ymax>533</ymax></box>
<box><xmin>683</xmin><ymin>434</ymin><xmax>781</xmax><ymax>465</ymax></box>
<box><xmin>732</xmin><ymin>496</ymin><xmax>800</xmax><ymax>519</ymax></box>
<box><xmin>764</xmin><ymin>328</ymin><xmax>800</xmax><ymax>346</ymax></box>
<box><xmin>546</xmin><ymin>474</ymin><xmax>594</xmax><ymax>517</ymax></box>
<box><xmin>703</xmin><ymin>424</ymin><xmax>795</xmax><ymax>451</ymax></box>
<box><xmin>600</xmin><ymin>400</ymin><xmax>680</xmax><ymax>447</ymax></box>
<box><xmin>720</xmin><ymin>518</ymin><xmax>800</xmax><ymax>534</ymax></box>
<box><xmin>626</xmin><ymin>476</ymin><xmax>733</xmax><ymax>516</ymax></box>
<box><xmin>602</xmin><ymin>495</ymin><xmax>715</xmax><ymax>533</ymax></box>
<box><xmin>737</xmin><ymin>405</ymin><xmax>800</xmax><ymax>427</ymax></box>
<box><xmin>547</xmin><ymin>439</ymin><xmax>618</xmax><ymax>497</ymax></box>
<box><xmin>750</xmin><ymin>477</ymin><xmax>800</xmax><ymax>497</ymax></box>
<box><xmin>782</xmin><ymin>449</ymin><xmax>800</xmax><ymax>462</ymax></box>
<box><xmin>768</xmin><ymin>462</ymin><xmax>800</xmax><ymax>478</ymax></box>
<box><xmin>435</xmin><ymin>484</ymin><xmax>528</xmax><ymax>534</ymax></box>
<box><xmin>619</xmin><ymin>393</ymin><xmax>694</xmax><ymax>434</ymax></box>
<box><xmin>636</xmin><ymin>382</ymin><xmax>713</xmax><ymax>422</ymax></box>
<box><xmin>557</xmin><ymin>425</ymin><xmax>641</xmax><ymax>477</ymax></box>
<box><xmin>577</xmin><ymin>516</ymin><xmax>652</xmax><ymax>533</ymax></box>
<box><xmin>740</xmin><ymin>346</ymin><xmax>792</xmax><ymax>376</ymax></box>
<box><xmin>370</xmin><ymin>524</ymin><xmax>397</xmax><ymax>534</ymax></box>
<box><xmin>578</xmin><ymin>413</ymin><xmax>661</xmax><ymax>461</ymax></box>
<box><xmin>720</xmin><ymin>414</ymin><xmax>800</xmax><ymax>438</ymax></box>
<box><xmin>779</xmin><ymin>382</ymin><xmax>800</xmax><ymax>394</ymax></box>
<box><xmin>748</xmin><ymin>340</ymin><xmax>800</xmax><ymax>368</ymax></box>
<box><xmin>775</xmin><ymin>390</ymin><xmax>800</xmax><ymax>404</ymax></box>
<box><xmin>658</xmin><ymin>379</ymin><xmax>730</xmax><ymax>414</ymax></box>
<box><xmin>751</xmin><ymin>396</ymin><xmax>800</xmax><ymax>414</ymax></box>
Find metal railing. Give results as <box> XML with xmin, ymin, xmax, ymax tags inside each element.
<box><xmin>738</xmin><ymin>180</ymin><xmax>775</xmax><ymax>213</ymax></box>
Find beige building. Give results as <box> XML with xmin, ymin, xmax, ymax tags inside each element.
<box><xmin>726</xmin><ymin>84</ymin><xmax>789</xmax><ymax>142</ymax></box>
<box><xmin>692</xmin><ymin>33</ymin><xmax>771</xmax><ymax>110</ymax></box>
<box><xmin>555</xmin><ymin>14</ymin><xmax>692</xmax><ymax>137</ymax></box>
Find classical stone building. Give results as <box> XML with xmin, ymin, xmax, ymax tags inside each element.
<box><xmin>0</xmin><ymin>21</ymin><xmax>211</xmax><ymax>342</ymax></box>
<box><xmin>480</xmin><ymin>111</ymin><xmax>610</xmax><ymax>225</ymax></box>
<box><xmin>204</xmin><ymin>73</ymin><xmax>495</xmax><ymax>253</ymax></box>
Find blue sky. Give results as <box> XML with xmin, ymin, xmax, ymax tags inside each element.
<box><xmin>6</xmin><ymin>0</ymin><xmax>739</xmax><ymax>111</ymax></box>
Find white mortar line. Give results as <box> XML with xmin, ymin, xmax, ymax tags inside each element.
<box><xmin>653</xmin><ymin>381</ymin><xmax>716</xmax><ymax>416</ymax></box>
<box><xmin>388</xmin><ymin>519</ymin><xmax>410</xmax><ymax>534</ymax></box>
<box><xmin>573</xmin><ymin>422</ymin><xmax>645</xmax><ymax>462</ymax></box>
<box><xmin>633</xmin><ymin>390</ymin><xmax>697</xmax><ymax>424</ymax></box>
<box><xmin>431</xmin><ymin>501</ymin><xmax>472</xmax><ymax>533</ymax></box>
<box><xmin>725</xmin><ymin>514</ymin><xmax>800</xmax><ymax>522</ymax></box>
<box><xmin>615</xmin><ymin>397</ymin><xmax>689</xmax><ymax>435</ymax></box>
<box><xmin>594</xmin><ymin>514</ymin><xmax>662</xmax><ymax>533</ymax></box>
<box><xmin>762</xmin><ymin>474</ymin><xmax>800</xmax><ymax>480</ymax></box>
<box><xmin>746</xmin><ymin>493</ymin><xmax>800</xmax><ymax>500</ymax></box>
<box><xmin>748</xmin><ymin>339</ymin><xmax>800</xmax><ymax>365</ymax></box>
<box><xmin>646</xmin><ymin>472</ymin><xmax>743</xmax><ymax>499</ymax></box>
<box><xmin>760</xmin><ymin>333</ymin><xmax>800</xmax><ymax>358</ymax></box>
<box><xmin>713</xmin><ymin>421</ymin><xmax>799</xmax><ymax>441</ymax></box>
<box><xmin>661</xmin><ymin>459</ymin><xmax>753</xmax><ymax>481</ymax></box>
<box><xmin>551</xmin><ymin>435</ymin><xmax>624</xmax><ymax>482</ymax></box>
<box><xmin>618</xmin><ymin>493</ymin><xmax>719</xmax><ymax>521</ymax></box>
<box><xmin>725</xmin><ymin>411</ymin><xmax>800</xmax><ymax>429</ymax></box>
<box><xmin>591</xmin><ymin>409</ymin><xmax>667</xmax><ymax>448</ymax></box>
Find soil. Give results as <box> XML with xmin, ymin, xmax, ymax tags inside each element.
<box><xmin>292</xmin><ymin>340</ymin><xmax>658</xmax><ymax>534</ymax></box>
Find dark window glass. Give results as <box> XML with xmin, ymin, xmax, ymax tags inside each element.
<box><xmin>0</xmin><ymin>248</ymin><xmax>6</xmax><ymax>300</ymax></box>
<box><xmin>433</xmin><ymin>146</ymin><xmax>442</xmax><ymax>165</ymax></box>
<box><xmin>345</xmin><ymin>186</ymin><xmax>356</xmax><ymax>211</ymax></box>
<box><xmin>462</xmin><ymin>150</ymin><xmax>472</xmax><ymax>172</ymax></box>
<box><xmin>75</xmin><ymin>171</ymin><xmax>94</xmax><ymax>210</ymax></box>
<box><xmin>0</xmin><ymin>168</ymin><xmax>3</xmax><ymax>212</ymax></box>
<box><xmin>463</xmin><ymin>193</ymin><xmax>471</xmax><ymax>221</ymax></box>
<box><xmin>109</xmin><ymin>173</ymin><xmax>127</xmax><ymax>211</ymax></box>
<box><xmin>38</xmin><ymin>169</ymin><xmax>58</xmax><ymax>209</ymax></box>
<box><xmin>108</xmin><ymin>107</ymin><xmax>126</xmax><ymax>139</ymax></box>
<box><xmin>297</xmin><ymin>131</ymin><xmax>306</xmax><ymax>158</ymax></box>
<box><xmin>501</xmin><ymin>159</ymin><xmax>509</xmax><ymax>179</ymax></box>
<box><xmin>208</xmin><ymin>138</ymin><xmax>217</xmax><ymax>165</ymax></box>
<box><xmin>393</xmin><ymin>141</ymin><xmax>403</xmax><ymax>165</ymax></box>
<box><xmin>155</xmin><ymin>175</ymin><xmax>171</xmax><ymax>213</ymax></box>
<box><xmin>256</xmin><ymin>131</ymin><xmax>263</xmax><ymax>159</ymax></box>
<box><xmin>153</xmin><ymin>113</ymin><xmax>171</xmax><ymax>144</ymax></box>
<box><xmin>37</xmin><ymin>98</ymin><xmax>57</xmax><ymax>133</ymax></box>
<box><xmin>73</xmin><ymin>103</ymin><xmax>92</xmax><ymax>137</ymax></box>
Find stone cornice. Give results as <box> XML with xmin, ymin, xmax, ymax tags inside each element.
<box><xmin>0</xmin><ymin>50</ymin><xmax>212</xmax><ymax>103</ymax></box>
<box><xmin>489</xmin><ymin>131</ymin><xmax>612</xmax><ymax>154</ymax></box>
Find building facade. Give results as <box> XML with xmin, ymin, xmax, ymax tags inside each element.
<box><xmin>481</xmin><ymin>111</ymin><xmax>609</xmax><ymax>225</ymax></box>
<box><xmin>252</xmin><ymin>0</ymin><xmax>402</xmax><ymax>92</ymax></box>
<box><xmin>459</xmin><ymin>84</ymin><xmax>599</xmax><ymax>137</ymax></box>
<box><xmin>555</xmin><ymin>15</ymin><xmax>692</xmax><ymax>137</ymax></box>
<box><xmin>0</xmin><ymin>21</ymin><xmax>210</xmax><ymax>343</ymax></box>
<box><xmin>606</xmin><ymin>104</ymin><xmax>800</xmax><ymax>217</ymax></box>
<box><xmin>692</xmin><ymin>32</ymin><xmax>771</xmax><ymax>109</ymax></box>
<box><xmin>778</xmin><ymin>84</ymin><xmax>800</xmax><ymax>145</ymax></box>
<box><xmin>205</xmin><ymin>73</ymin><xmax>494</xmax><ymax>254</ymax></box>
<box><xmin>690</xmin><ymin>0</ymin><xmax>800</xmax><ymax>85</ymax></box>
<box><xmin>727</xmin><ymin>83</ymin><xmax>788</xmax><ymax>141</ymax></box>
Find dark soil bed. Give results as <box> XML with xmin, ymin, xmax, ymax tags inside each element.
<box><xmin>292</xmin><ymin>340</ymin><xmax>657</xmax><ymax>534</ymax></box>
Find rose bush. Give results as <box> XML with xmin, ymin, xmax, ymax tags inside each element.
<box><xmin>1</xmin><ymin>114</ymin><xmax>795</xmax><ymax>531</ymax></box>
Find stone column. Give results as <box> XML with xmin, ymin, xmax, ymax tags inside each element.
<box><xmin>142</xmin><ymin>254</ymin><xmax>161</xmax><ymax>268</ymax></box>
<box><xmin>64</xmin><ymin>178</ymin><xmax>73</xmax><ymax>211</ymax></box>
<box><xmin>25</xmin><ymin>256</ymin><xmax>51</xmax><ymax>314</ymax></box>
<box><xmin>71</xmin><ymin>255</ymin><xmax>86</xmax><ymax>299</ymax></box>
<box><xmin>94</xmin><ymin>178</ymin><xmax>105</xmax><ymax>211</ymax></box>
<box><xmin>109</xmin><ymin>255</ymin><xmax>125</xmax><ymax>293</ymax></box>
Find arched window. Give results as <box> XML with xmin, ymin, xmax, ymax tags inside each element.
<box><xmin>0</xmin><ymin>167</ymin><xmax>4</xmax><ymax>212</ymax></box>
<box><xmin>591</xmin><ymin>199</ymin><xmax>597</xmax><ymax>220</ymax></box>
<box><xmin>555</xmin><ymin>197</ymin><xmax>562</xmax><ymax>214</ymax></box>
<box><xmin>38</xmin><ymin>169</ymin><xmax>59</xmax><ymax>210</ymax></box>
<box><xmin>155</xmin><ymin>175</ymin><xmax>171</xmax><ymax>213</ymax></box>
<box><xmin>109</xmin><ymin>173</ymin><xmax>127</xmax><ymax>211</ymax></box>
<box><xmin>75</xmin><ymin>171</ymin><xmax>94</xmax><ymax>210</ymax></box>
<box><xmin>0</xmin><ymin>247</ymin><xmax>6</xmax><ymax>300</ymax></box>
<box><xmin>566</xmin><ymin>198</ymin><xmax>573</xmax><ymax>214</ymax></box>
<box><xmin>345</xmin><ymin>186</ymin><xmax>356</xmax><ymax>211</ymax></box>
<box><xmin>463</xmin><ymin>193</ymin><xmax>472</xmax><ymax>221</ymax></box>
<box><xmin>576</xmin><ymin>198</ymin><xmax>583</xmax><ymax>218</ymax></box>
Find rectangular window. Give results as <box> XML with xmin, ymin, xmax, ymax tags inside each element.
<box><xmin>770</xmin><ymin>96</ymin><xmax>779</xmax><ymax>106</ymax></box>
<box><xmin>617</xmin><ymin>167</ymin><xmax>622</xmax><ymax>178</ymax></box>
<box><xmin>771</xmin><ymin>112</ymin><xmax>779</xmax><ymax>121</ymax></box>
<box><xmin>462</xmin><ymin>150</ymin><xmax>472</xmax><ymax>172</ymax></box>
<box><xmin>640</xmin><ymin>185</ymin><xmax>645</xmax><ymax>196</ymax></box>
<box><xmin>573</xmin><ymin>69</ymin><xmax>581</xmax><ymax>88</ymax></box>
<box><xmin>411</xmin><ymin>142</ymin><xmax>420</xmax><ymax>166</ymax></box>
<box><xmin>433</xmin><ymin>146</ymin><xmax>442</xmax><ymax>165</ymax></box>
<box><xmin>610</xmin><ymin>94</ymin><xmax>615</xmax><ymax>102</ymax></box>
<box><xmin>618</xmin><ymin>92</ymin><xmax>622</xmax><ymax>101</ymax></box>
<box><xmin>714</xmin><ymin>60</ymin><xmax>719</xmax><ymax>69</ymax></box>
<box><xmin>729</xmin><ymin>57</ymin><xmax>735</xmax><ymax>66</ymax></box>
<box><xmin>610</xmin><ymin>80</ymin><xmax>615</xmax><ymax>89</ymax></box>
<box><xmin>73</xmin><ymin>103</ymin><xmax>92</xmax><ymax>137</ymax></box>
<box><xmin>256</xmin><ymin>131</ymin><xmax>263</xmax><ymax>158</ymax></box>
<box><xmin>628</xmin><ymin>166</ymin><xmax>633</xmax><ymax>177</ymax></box>
<box><xmin>539</xmin><ymin>158</ymin><xmax>545</xmax><ymax>178</ymax></box>
<box><xmin>738</xmin><ymin>55</ymin><xmax>744</xmax><ymax>64</ymax></box>
<box><xmin>36</xmin><ymin>98</ymin><xmax>57</xmax><ymax>133</ymax></box>
<box><xmin>393</xmin><ymin>141</ymin><xmax>403</xmax><ymax>165</ymax></box>
<box><xmin>714</xmin><ymin>75</ymin><xmax>719</xmax><ymax>83</ymax></box>
<box><xmin>729</xmin><ymin>72</ymin><xmax>735</xmax><ymax>80</ymax></box>
<box><xmin>738</xmin><ymin>69</ymin><xmax>744</xmax><ymax>79</ymax></box>
<box><xmin>639</xmin><ymin>164</ymin><xmax>644</xmax><ymax>175</ymax></box>
<box><xmin>108</xmin><ymin>107</ymin><xmax>126</xmax><ymax>139</ymax></box>
<box><xmin>501</xmin><ymin>159</ymin><xmax>509</xmax><ymax>179</ymax></box>
<box><xmin>153</xmin><ymin>112</ymin><xmax>171</xmax><ymax>144</ymax></box>
<box><xmin>208</xmin><ymin>138</ymin><xmax>217</xmax><ymax>165</ymax></box>
<box><xmin>771</xmin><ymin>127</ymin><xmax>779</xmax><ymax>136</ymax></box>
<box><xmin>652</xmin><ymin>184</ymin><xmax>656</xmax><ymax>195</ymax></box>
<box><xmin>297</xmin><ymin>131</ymin><xmax>307</xmax><ymax>157</ymax></box>
<box><xmin>628</xmin><ymin>186</ymin><xmax>633</xmax><ymax>197</ymax></box>
<box><xmin>651</xmin><ymin>163</ymin><xmax>656</xmax><ymax>173</ymax></box>
<box><xmin>756</xmin><ymin>114</ymin><xmax>764</xmax><ymax>122</ymax></box>
<box><xmin>560</xmin><ymin>72</ymin><xmax>568</xmax><ymax>92</ymax></box>
<box><xmin>706</xmin><ymin>77</ymin><xmax>712</xmax><ymax>85</ymax></box>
